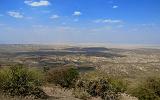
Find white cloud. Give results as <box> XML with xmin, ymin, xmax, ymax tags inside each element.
<box><xmin>7</xmin><ymin>11</ymin><xmax>23</xmax><ymax>18</ymax></box>
<box><xmin>103</xmin><ymin>19</ymin><xmax>122</xmax><ymax>23</ymax></box>
<box><xmin>94</xmin><ymin>19</ymin><xmax>122</xmax><ymax>24</ymax></box>
<box><xmin>50</xmin><ymin>15</ymin><xmax>59</xmax><ymax>19</ymax></box>
<box><xmin>141</xmin><ymin>23</ymin><xmax>155</xmax><ymax>27</ymax></box>
<box><xmin>73</xmin><ymin>11</ymin><xmax>82</xmax><ymax>16</ymax></box>
<box><xmin>24</xmin><ymin>0</ymin><xmax>50</xmax><ymax>7</ymax></box>
<box><xmin>112</xmin><ymin>5</ymin><xmax>118</xmax><ymax>8</ymax></box>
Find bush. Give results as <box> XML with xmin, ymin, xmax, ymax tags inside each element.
<box><xmin>108</xmin><ymin>77</ymin><xmax>127</xmax><ymax>93</ymax></box>
<box><xmin>0</xmin><ymin>64</ymin><xmax>48</xmax><ymax>99</ymax></box>
<box><xmin>86</xmin><ymin>79</ymin><xmax>111</xmax><ymax>97</ymax></box>
<box><xmin>46</xmin><ymin>67</ymin><xmax>79</xmax><ymax>88</ymax></box>
<box><xmin>74</xmin><ymin>71</ymin><xmax>127</xmax><ymax>100</ymax></box>
<box><xmin>130</xmin><ymin>77</ymin><xmax>160</xmax><ymax>100</ymax></box>
<box><xmin>75</xmin><ymin>78</ymin><xmax>119</xmax><ymax>100</ymax></box>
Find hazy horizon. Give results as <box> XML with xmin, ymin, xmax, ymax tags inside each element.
<box><xmin>0</xmin><ymin>0</ymin><xmax>160</xmax><ymax>44</ymax></box>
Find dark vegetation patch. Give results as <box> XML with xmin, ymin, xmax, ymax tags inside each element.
<box><xmin>0</xmin><ymin>64</ymin><xmax>48</xmax><ymax>99</ymax></box>
<box><xmin>128</xmin><ymin>76</ymin><xmax>160</xmax><ymax>100</ymax></box>
<box><xmin>15</xmin><ymin>50</ymin><xmax>124</xmax><ymax>58</ymax></box>
<box><xmin>46</xmin><ymin>67</ymin><xmax>79</xmax><ymax>88</ymax></box>
<box><xmin>74</xmin><ymin>71</ymin><xmax>128</xmax><ymax>100</ymax></box>
<box><xmin>77</xmin><ymin>66</ymin><xmax>95</xmax><ymax>73</ymax></box>
<box><xmin>64</xmin><ymin>47</ymin><xmax>109</xmax><ymax>52</ymax></box>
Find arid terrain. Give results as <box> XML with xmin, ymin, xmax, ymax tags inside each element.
<box><xmin>0</xmin><ymin>44</ymin><xmax>160</xmax><ymax>100</ymax></box>
<box><xmin>1</xmin><ymin>44</ymin><xmax>160</xmax><ymax>77</ymax></box>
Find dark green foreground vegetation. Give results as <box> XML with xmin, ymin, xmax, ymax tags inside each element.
<box><xmin>0</xmin><ymin>64</ymin><xmax>160</xmax><ymax>100</ymax></box>
<box><xmin>129</xmin><ymin>76</ymin><xmax>160</xmax><ymax>100</ymax></box>
<box><xmin>0</xmin><ymin>64</ymin><xmax>48</xmax><ymax>99</ymax></box>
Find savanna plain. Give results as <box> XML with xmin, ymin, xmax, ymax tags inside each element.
<box><xmin>0</xmin><ymin>44</ymin><xmax>160</xmax><ymax>100</ymax></box>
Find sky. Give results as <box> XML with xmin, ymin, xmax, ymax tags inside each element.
<box><xmin>0</xmin><ymin>0</ymin><xmax>160</xmax><ymax>44</ymax></box>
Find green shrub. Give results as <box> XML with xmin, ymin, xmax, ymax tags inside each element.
<box><xmin>75</xmin><ymin>78</ymin><xmax>119</xmax><ymax>100</ymax></box>
<box><xmin>46</xmin><ymin>67</ymin><xmax>79</xmax><ymax>88</ymax></box>
<box><xmin>80</xmin><ymin>71</ymin><xmax>127</xmax><ymax>93</ymax></box>
<box><xmin>130</xmin><ymin>77</ymin><xmax>160</xmax><ymax>100</ymax></box>
<box><xmin>75</xmin><ymin>71</ymin><xmax>127</xmax><ymax>100</ymax></box>
<box><xmin>108</xmin><ymin>77</ymin><xmax>127</xmax><ymax>93</ymax></box>
<box><xmin>0</xmin><ymin>64</ymin><xmax>48</xmax><ymax>99</ymax></box>
<box><xmin>87</xmin><ymin>79</ymin><xmax>119</xmax><ymax>100</ymax></box>
<box><xmin>43</xmin><ymin>66</ymin><xmax>50</xmax><ymax>72</ymax></box>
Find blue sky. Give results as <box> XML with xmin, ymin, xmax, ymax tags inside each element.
<box><xmin>0</xmin><ymin>0</ymin><xmax>160</xmax><ymax>44</ymax></box>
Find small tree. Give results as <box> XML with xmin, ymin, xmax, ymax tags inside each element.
<box><xmin>0</xmin><ymin>64</ymin><xmax>48</xmax><ymax>99</ymax></box>
<box><xmin>46</xmin><ymin>67</ymin><xmax>79</xmax><ymax>88</ymax></box>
